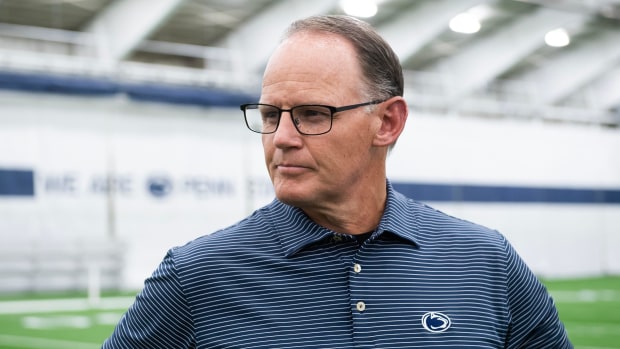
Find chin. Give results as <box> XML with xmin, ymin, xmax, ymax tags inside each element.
<box><xmin>274</xmin><ymin>185</ymin><xmax>313</xmax><ymax>208</ymax></box>
<box><xmin>275</xmin><ymin>190</ymin><xmax>305</xmax><ymax>207</ymax></box>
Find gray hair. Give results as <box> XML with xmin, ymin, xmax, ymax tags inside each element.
<box><xmin>283</xmin><ymin>15</ymin><xmax>404</xmax><ymax>101</ymax></box>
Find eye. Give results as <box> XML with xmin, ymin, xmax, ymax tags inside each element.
<box><xmin>295</xmin><ymin>106</ymin><xmax>331</xmax><ymax>122</ymax></box>
<box><xmin>262</xmin><ymin>110</ymin><xmax>278</xmax><ymax>119</ymax></box>
<box><xmin>259</xmin><ymin>106</ymin><xmax>279</xmax><ymax>123</ymax></box>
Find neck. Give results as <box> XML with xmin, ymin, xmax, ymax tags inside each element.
<box><xmin>302</xmin><ymin>178</ymin><xmax>387</xmax><ymax>235</ymax></box>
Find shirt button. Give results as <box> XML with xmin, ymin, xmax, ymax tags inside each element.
<box><xmin>356</xmin><ymin>301</ymin><xmax>366</xmax><ymax>312</ymax></box>
<box><xmin>353</xmin><ymin>263</ymin><xmax>362</xmax><ymax>273</ymax></box>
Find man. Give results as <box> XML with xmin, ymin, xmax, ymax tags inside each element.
<box><xmin>103</xmin><ymin>15</ymin><xmax>572</xmax><ymax>348</ymax></box>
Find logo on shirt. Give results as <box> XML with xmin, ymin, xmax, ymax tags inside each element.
<box><xmin>421</xmin><ymin>312</ymin><xmax>451</xmax><ymax>333</ymax></box>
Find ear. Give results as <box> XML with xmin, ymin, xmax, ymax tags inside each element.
<box><xmin>373</xmin><ymin>96</ymin><xmax>408</xmax><ymax>147</ymax></box>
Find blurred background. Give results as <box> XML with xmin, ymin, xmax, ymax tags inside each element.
<box><xmin>0</xmin><ymin>0</ymin><xmax>619</xmax><ymax>348</ymax></box>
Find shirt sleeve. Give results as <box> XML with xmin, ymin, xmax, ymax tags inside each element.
<box><xmin>101</xmin><ymin>248</ymin><xmax>195</xmax><ymax>349</ymax></box>
<box><xmin>502</xmin><ymin>238</ymin><xmax>573</xmax><ymax>349</ymax></box>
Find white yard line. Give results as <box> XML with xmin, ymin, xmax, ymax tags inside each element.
<box><xmin>0</xmin><ymin>334</ymin><xmax>100</xmax><ymax>349</ymax></box>
<box><xmin>550</xmin><ymin>289</ymin><xmax>620</xmax><ymax>303</ymax></box>
<box><xmin>1</xmin><ymin>334</ymin><xmax>616</xmax><ymax>349</ymax></box>
<box><xmin>0</xmin><ymin>296</ymin><xmax>134</xmax><ymax>314</ymax></box>
<box><xmin>1</xmin><ymin>290</ymin><xmax>617</xmax><ymax>314</ymax></box>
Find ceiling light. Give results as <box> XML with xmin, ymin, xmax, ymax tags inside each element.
<box><xmin>341</xmin><ymin>0</ymin><xmax>378</xmax><ymax>18</ymax></box>
<box><xmin>467</xmin><ymin>4</ymin><xmax>494</xmax><ymax>21</ymax></box>
<box><xmin>545</xmin><ymin>28</ymin><xmax>570</xmax><ymax>47</ymax></box>
<box><xmin>449</xmin><ymin>12</ymin><xmax>481</xmax><ymax>34</ymax></box>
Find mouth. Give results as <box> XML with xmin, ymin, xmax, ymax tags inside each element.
<box><xmin>275</xmin><ymin>163</ymin><xmax>309</xmax><ymax>176</ymax></box>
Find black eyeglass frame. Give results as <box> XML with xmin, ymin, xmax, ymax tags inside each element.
<box><xmin>240</xmin><ymin>99</ymin><xmax>386</xmax><ymax>136</ymax></box>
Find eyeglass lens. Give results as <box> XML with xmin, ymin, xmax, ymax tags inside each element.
<box><xmin>244</xmin><ymin>104</ymin><xmax>333</xmax><ymax>135</ymax></box>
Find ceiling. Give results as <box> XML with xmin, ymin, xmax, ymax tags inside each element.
<box><xmin>0</xmin><ymin>0</ymin><xmax>619</xmax><ymax>126</ymax></box>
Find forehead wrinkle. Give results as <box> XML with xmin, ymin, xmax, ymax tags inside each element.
<box><xmin>262</xmin><ymin>72</ymin><xmax>341</xmax><ymax>106</ymax></box>
<box><xmin>261</xmin><ymin>31</ymin><xmax>362</xmax><ymax>105</ymax></box>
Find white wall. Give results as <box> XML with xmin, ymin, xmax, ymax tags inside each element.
<box><xmin>388</xmin><ymin>112</ymin><xmax>620</xmax><ymax>278</ymax></box>
<box><xmin>0</xmin><ymin>91</ymin><xmax>618</xmax><ymax>289</ymax></box>
<box><xmin>0</xmin><ymin>91</ymin><xmax>272</xmax><ymax>289</ymax></box>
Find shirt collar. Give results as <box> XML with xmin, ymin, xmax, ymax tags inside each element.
<box><xmin>266</xmin><ymin>180</ymin><xmax>420</xmax><ymax>258</ymax></box>
<box><xmin>265</xmin><ymin>201</ymin><xmax>333</xmax><ymax>258</ymax></box>
<box><xmin>375</xmin><ymin>180</ymin><xmax>420</xmax><ymax>247</ymax></box>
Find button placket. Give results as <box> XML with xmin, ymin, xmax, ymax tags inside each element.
<box><xmin>349</xmin><ymin>252</ymin><xmax>373</xmax><ymax>347</ymax></box>
<box><xmin>351</xmin><ymin>259</ymin><xmax>366</xmax><ymax>314</ymax></box>
<box><xmin>350</xmin><ymin>236</ymin><xmax>380</xmax><ymax>329</ymax></box>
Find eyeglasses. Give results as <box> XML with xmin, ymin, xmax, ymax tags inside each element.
<box><xmin>240</xmin><ymin>99</ymin><xmax>385</xmax><ymax>135</ymax></box>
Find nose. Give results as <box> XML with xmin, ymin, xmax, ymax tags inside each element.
<box><xmin>271</xmin><ymin>111</ymin><xmax>302</xmax><ymax>148</ymax></box>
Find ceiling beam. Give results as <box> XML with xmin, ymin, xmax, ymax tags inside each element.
<box><xmin>378</xmin><ymin>0</ymin><xmax>498</xmax><ymax>60</ymax></box>
<box><xmin>217</xmin><ymin>0</ymin><xmax>339</xmax><ymax>76</ymax></box>
<box><xmin>85</xmin><ymin>0</ymin><xmax>186</xmax><ymax>67</ymax></box>
<box><xmin>427</xmin><ymin>7</ymin><xmax>587</xmax><ymax>101</ymax></box>
<box><xmin>514</xmin><ymin>29</ymin><xmax>620</xmax><ymax>105</ymax></box>
<box><xmin>584</xmin><ymin>66</ymin><xmax>620</xmax><ymax>111</ymax></box>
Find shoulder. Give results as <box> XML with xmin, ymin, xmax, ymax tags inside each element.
<box><xmin>390</xmin><ymin>188</ymin><xmax>507</xmax><ymax>249</ymax></box>
<box><xmin>418</xmin><ymin>201</ymin><xmax>503</xmax><ymax>241</ymax></box>
<box><xmin>169</xmin><ymin>201</ymin><xmax>280</xmax><ymax>266</ymax></box>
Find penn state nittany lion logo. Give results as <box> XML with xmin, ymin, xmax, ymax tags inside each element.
<box><xmin>421</xmin><ymin>312</ymin><xmax>451</xmax><ymax>333</ymax></box>
<box><xmin>147</xmin><ymin>175</ymin><xmax>173</xmax><ymax>198</ymax></box>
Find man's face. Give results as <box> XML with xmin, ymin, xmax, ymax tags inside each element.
<box><xmin>260</xmin><ymin>31</ymin><xmax>384</xmax><ymax>210</ymax></box>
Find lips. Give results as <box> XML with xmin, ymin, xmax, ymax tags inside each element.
<box><xmin>275</xmin><ymin>163</ymin><xmax>310</xmax><ymax>176</ymax></box>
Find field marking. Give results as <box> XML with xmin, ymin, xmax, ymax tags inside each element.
<box><xmin>0</xmin><ymin>296</ymin><xmax>134</xmax><ymax>315</ymax></box>
<box><xmin>550</xmin><ymin>289</ymin><xmax>620</xmax><ymax>303</ymax></box>
<box><xmin>0</xmin><ymin>334</ymin><xmax>100</xmax><ymax>349</ymax></box>
<box><xmin>568</xmin><ymin>323</ymin><xmax>620</xmax><ymax>336</ymax></box>
<box><xmin>21</xmin><ymin>312</ymin><xmax>124</xmax><ymax>330</ymax></box>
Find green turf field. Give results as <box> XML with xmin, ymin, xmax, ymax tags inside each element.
<box><xmin>0</xmin><ymin>277</ymin><xmax>618</xmax><ymax>348</ymax></box>
<box><xmin>544</xmin><ymin>276</ymin><xmax>620</xmax><ymax>348</ymax></box>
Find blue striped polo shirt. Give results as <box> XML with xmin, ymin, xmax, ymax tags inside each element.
<box><xmin>103</xmin><ymin>181</ymin><xmax>572</xmax><ymax>348</ymax></box>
